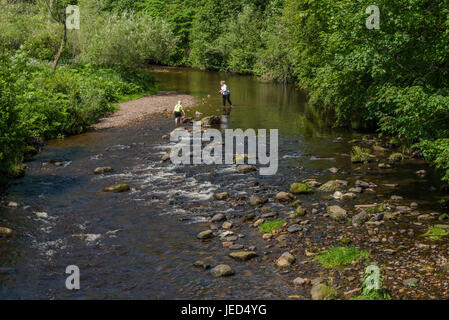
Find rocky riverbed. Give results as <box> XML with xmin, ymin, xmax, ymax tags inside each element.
<box><xmin>1</xmin><ymin>67</ymin><xmax>448</xmax><ymax>299</ymax></box>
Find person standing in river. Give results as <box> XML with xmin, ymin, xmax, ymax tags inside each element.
<box><xmin>173</xmin><ymin>100</ymin><xmax>185</xmax><ymax>126</ymax></box>
<box><xmin>219</xmin><ymin>80</ymin><xmax>233</xmax><ymax>107</ymax></box>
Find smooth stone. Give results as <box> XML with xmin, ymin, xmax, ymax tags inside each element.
<box><xmin>0</xmin><ymin>227</ymin><xmax>14</xmax><ymax>237</ymax></box>
<box><xmin>229</xmin><ymin>244</ymin><xmax>244</xmax><ymax>250</ymax></box>
<box><xmin>210</xmin><ymin>264</ymin><xmax>235</xmax><ymax>277</ymax></box>
<box><xmin>197</xmin><ymin>230</ymin><xmax>213</xmax><ymax>240</ymax></box>
<box><xmin>214</xmin><ymin>192</ymin><xmax>229</xmax><ymax>201</ymax></box>
<box><xmin>94</xmin><ymin>167</ymin><xmax>113</xmax><ymax>174</ymax></box>
<box><xmin>275</xmin><ymin>192</ymin><xmax>293</xmax><ymax>202</ymax></box>
<box><xmin>193</xmin><ymin>260</ymin><xmax>210</xmax><ymax>270</ymax></box>
<box><xmin>229</xmin><ymin>251</ymin><xmax>257</xmax><ymax>261</ymax></box>
<box><xmin>287</xmin><ymin>224</ymin><xmax>302</xmax><ymax>233</ymax></box>
<box><xmin>326</xmin><ymin>205</ymin><xmax>347</xmax><ymax>220</ymax></box>
<box><xmin>352</xmin><ymin>210</ymin><xmax>368</xmax><ymax>225</ymax></box>
<box><xmin>293</xmin><ymin>277</ymin><xmax>306</xmax><ymax>285</ymax></box>
<box><xmin>276</xmin><ymin>252</ymin><xmax>296</xmax><ymax>267</ymax></box>
<box><xmin>102</xmin><ymin>184</ymin><xmax>130</xmax><ymax>193</ymax></box>
<box><xmin>211</xmin><ymin>213</ymin><xmax>226</xmax><ymax>223</ymax></box>
<box><xmin>222</xmin><ymin>221</ymin><xmax>233</xmax><ymax>229</ymax></box>
<box><xmin>236</xmin><ymin>165</ymin><xmax>258</xmax><ymax>173</ymax></box>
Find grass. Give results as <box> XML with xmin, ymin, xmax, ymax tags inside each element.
<box><xmin>317</xmin><ymin>247</ymin><xmax>370</xmax><ymax>268</ymax></box>
<box><xmin>351</xmin><ymin>146</ymin><xmax>372</xmax><ymax>163</ymax></box>
<box><xmin>365</xmin><ymin>203</ymin><xmax>385</xmax><ymax>214</ymax></box>
<box><xmin>259</xmin><ymin>219</ymin><xmax>285</xmax><ymax>234</ymax></box>
<box><xmin>421</xmin><ymin>226</ymin><xmax>449</xmax><ymax>240</ymax></box>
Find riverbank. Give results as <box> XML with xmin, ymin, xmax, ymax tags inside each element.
<box><xmin>93</xmin><ymin>91</ymin><xmax>197</xmax><ymax>130</ymax></box>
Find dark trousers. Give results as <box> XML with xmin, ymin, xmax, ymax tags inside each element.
<box><xmin>222</xmin><ymin>93</ymin><xmax>232</xmax><ymax>106</ymax></box>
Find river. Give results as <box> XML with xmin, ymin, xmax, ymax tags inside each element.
<box><xmin>1</xmin><ymin>67</ymin><xmax>448</xmax><ymax>299</ymax></box>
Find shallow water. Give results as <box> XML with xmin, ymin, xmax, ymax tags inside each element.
<box><xmin>0</xmin><ymin>67</ymin><xmax>447</xmax><ymax>299</ymax></box>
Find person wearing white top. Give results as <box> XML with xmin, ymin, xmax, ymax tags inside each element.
<box><xmin>219</xmin><ymin>80</ymin><xmax>233</xmax><ymax>107</ymax></box>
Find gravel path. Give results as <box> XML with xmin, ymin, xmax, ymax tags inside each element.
<box><xmin>93</xmin><ymin>91</ymin><xmax>197</xmax><ymax>130</ymax></box>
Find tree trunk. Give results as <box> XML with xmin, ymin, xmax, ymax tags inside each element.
<box><xmin>51</xmin><ymin>14</ymin><xmax>66</xmax><ymax>72</ymax></box>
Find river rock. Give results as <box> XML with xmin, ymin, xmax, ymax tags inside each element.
<box><xmin>333</xmin><ymin>191</ymin><xmax>343</xmax><ymax>199</ymax></box>
<box><xmin>417</xmin><ymin>214</ymin><xmax>433</xmax><ymax>221</ymax></box>
<box><xmin>229</xmin><ymin>251</ymin><xmax>257</xmax><ymax>261</ymax></box>
<box><xmin>201</xmin><ymin>116</ymin><xmax>221</xmax><ymax>126</ymax></box>
<box><xmin>236</xmin><ymin>165</ymin><xmax>258</xmax><ymax>173</ymax></box>
<box><xmin>389</xmin><ymin>152</ymin><xmax>404</xmax><ymax>162</ymax></box>
<box><xmin>253</xmin><ymin>219</ymin><xmax>265</xmax><ymax>227</ymax></box>
<box><xmin>293</xmin><ymin>277</ymin><xmax>307</xmax><ymax>286</ymax></box>
<box><xmin>249</xmin><ymin>195</ymin><xmax>267</xmax><ymax>206</ymax></box>
<box><xmin>326</xmin><ymin>205</ymin><xmax>347</xmax><ymax>220</ymax></box>
<box><xmin>193</xmin><ymin>260</ymin><xmax>210</xmax><ymax>270</ymax></box>
<box><xmin>276</xmin><ymin>252</ymin><xmax>296</xmax><ymax>268</ymax></box>
<box><xmin>222</xmin><ymin>221</ymin><xmax>233</xmax><ymax>229</ymax></box>
<box><xmin>287</xmin><ymin>224</ymin><xmax>302</xmax><ymax>233</ymax></box>
<box><xmin>210</xmin><ymin>264</ymin><xmax>235</xmax><ymax>277</ymax></box>
<box><xmin>374</xmin><ymin>212</ymin><xmax>384</xmax><ymax>221</ymax></box>
<box><xmin>391</xmin><ymin>195</ymin><xmax>403</xmax><ymax>201</ymax></box>
<box><xmin>355</xmin><ymin>180</ymin><xmax>370</xmax><ymax>188</ymax></box>
<box><xmin>94</xmin><ymin>167</ymin><xmax>113</xmax><ymax>174</ymax></box>
<box><xmin>161</xmin><ymin>152</ymin><xmax>171</xmax><ymax>162</ymax></box>
<box><xmin>290</xmin><ymin>183</ymin><xmax>313</xmax><ymax>194</ymax></box>
<box><xmin>102</xmin><ymin>184</ymin><xmax>130</xmax><ymax>193</ymax></box>
<box><xmin>416</xmin><ymin>170</ymin><xmax>427</xmax><ymax>177</ymax></box>
<box><xmin>349</xmin><ymin>187</ymin><xmax>363</xmax><ymax>193</ymax></box>
<box><xmin>328</xmin><ymin>167</ymin><xmax>339</xmax><ymax>174</ymax></box>
<box><xmin>342</xmin><ymin>192</ymin><xmax>357</xmax><ymax>199</ymax></box>
<box><xmin>275</xmin><ymin>192</ymin><xmax>293</xmax><ymax>202</ymax></box>
<box><xmin>319</xmin><ymin>180</ymin><xmax>343</xmax><ymax>192</ymax></box>
<box><xmin>211</xmin><ymin>214</ymin><xmax>226</xmax><ymax>223</ymax></box>
<box><xmin>6</xmin><ymin>201</ymin><xmax>19</xmax><ymax>208</ymax></box>
<box><xmin>261</xmin><ymin>212</ymin><xmax>278</xmax><ymax>219</ymax></box>
<box><xmin>229</xmin><ymin>244</ymin><xmax>244</xmax><ymax>250</ymax></box>
<box><xmin>0</xmin><ymin>227</ymin><xmax>14</xmax><ymax>237</ymax></box>
<box><xmin>352</xmin><ymin>210</ymin><xmax>368</xmax><ymax>225</ymax></box>
<box><xmin>306</xmin><ymin>180</ymin><xmax>322</xmax><ymax>188</ymax></box>
<box><xmin>214</xmin><ymin>192</ymin><xmax>229</xmax><ymax>201</ymax></box>
<box><xmin>197</xmin><ymin>230</ymin><xmax>213</xmax><ymax>240</ymax></box>
<box><xmin>311</xmin><ymin>278</ymin><xmax>336</xmax><ymax>300</ymax></box>
<box><xmin>403</xmin><ymin>278</ymin><xmax>419</xmax><ymax>287</ymax></box>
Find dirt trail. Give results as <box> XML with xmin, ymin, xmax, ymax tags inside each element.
<box><xmin>93</xmin><ymin>91</ymin><xmax>197</xmax><ymax>130</ymax></box>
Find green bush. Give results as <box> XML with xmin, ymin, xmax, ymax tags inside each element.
<box><xmin>0</xmin><ymin>51</ymin><xmax>155</xmax><ymax>183</ymax></box>
<box><xmin>75</xmin><ymin>12</ymin><xmax>179</xmax><ymax>69</ymax></box>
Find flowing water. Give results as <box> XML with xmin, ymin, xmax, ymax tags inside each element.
<box><xmin>1</xmin><ymin>67</ymin><xmax>447</xmax><ymax>299</ymax></box>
